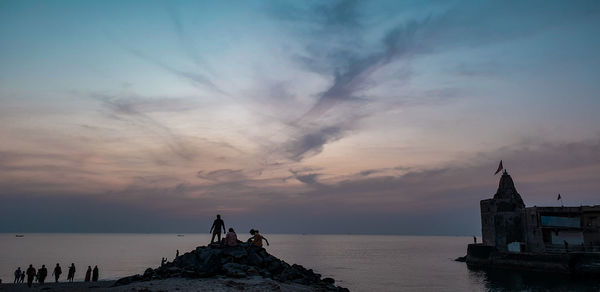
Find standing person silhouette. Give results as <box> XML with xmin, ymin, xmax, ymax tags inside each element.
<box><xmin>92</xmin><ymin>266</ymin><xmax>99</xmax><ymax>282</ymax></box>
<box><xmin>20</xmin><ymin>270</ymin><xmax>25</xmax><ymax>283</ymax></box>
<box><xmin>26</xmin><ymin>265</ymin><xmax>36</xmax><ymax>287</ymax></box>
<box><xmin>209</xmin><ymin>214</ymin><xmax>226</xmax><ymax>244</ymax></box>
<box><xmin>38</xmin><ymin>265</ymin><xmax>47</xmax><ymax>284</ymax></box>
<box><xmin>67</xmin><ymin>263</ymin><xmax>75</xmax><ymax>282</ymax></box>
<box><xmin>52</xmin><ymin>263</ymin><xmax>62</xmax><ymax>282</ymax></box>
<box><xmin>84</xmin><ymin>266</ymin><xmax>91</xmax><ymax>282</ymax></box>
<box><xmin>14</xmin><ymin>267</ymin><xmax>21</xmax><ymax>284</ymax></box>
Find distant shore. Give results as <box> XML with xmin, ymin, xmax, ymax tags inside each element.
<box><xmin>0</xmin><ymin>276</ymin><xmax>317</xmax><ymax>291</ymax></box>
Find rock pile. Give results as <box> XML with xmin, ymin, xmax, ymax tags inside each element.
<box><xmin>115</xmin><ymin>244</ymin><xmax>349</xmax><ymax>291</ymax></box>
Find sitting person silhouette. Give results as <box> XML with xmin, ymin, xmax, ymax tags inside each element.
<box><xmin>249</xmin><ymin>229</ymin><xmax>269</xmax><ymax>247</ymax></box>
<box><xmin>225</xmin><ymin>228</ymin><xmax>238</xmax><ymax>246</ymax></box>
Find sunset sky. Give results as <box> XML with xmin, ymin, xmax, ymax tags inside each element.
<box><xmin>1</xmin><ymin>0</ymin><xmax>599</xmax><ymax>234</ymax></box>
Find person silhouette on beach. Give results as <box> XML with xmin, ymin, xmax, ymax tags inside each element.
<box><xmin>67</xmin><ymin>263</ymin><xmax>75</xmax><ymax>282</ymax></box>
<box><xmin>38</xmin><ymin>265</ymin><xmax>47</xmax><ymax>284</ymax></box>
<box><xmin>52</xmin><ymin>263</ymin><xmax>62</xmax><ymax>283</ymax></box>
<box><xmin>20</xmin><ymin>270</ymin><xmax>25</xmax><ymax>283</ymax></box>
<box><xmin>249</xmin><ymin>229</ymin><xmax>269</xmax><ymax>247</ymax></box>
<box><xmin>85</xmin><ymin>266</ymin><xmax>91</xmax><ymax>282</ymax></box>
<box><xmin>176</xmin><ymin>249</ymin><xmax>179</xmax><ymax>259</ymax></box>
<box><xmin>14</xmin><ymin>267</ymin><xmax>21</xmax><ymax>284</ymax></box>
<box><xmin>26</xmin><ymin>265</ymin><xmax>36</xmax><ymax>287</ymax></box>
<box><xmin>209</xmin><ymin>214</ymin><xmax>226</xmax><ymax>244</ymax></box>
<box><xmin>92</xmin><ymin>266</ymin><xmax>99</xmax><ymax>282</ymax></box>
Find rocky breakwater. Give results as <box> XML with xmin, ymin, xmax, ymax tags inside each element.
<box><xmin>115</xmin><ymin>244</ymin><xmax>349</xmax><ymax>291</ymax></box>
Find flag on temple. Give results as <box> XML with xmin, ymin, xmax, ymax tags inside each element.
<box><xmin>494</xmin><ymin>160</ymin><xmax>503</xmax><ymax>175</ymax></box>
<box><xmin>557</xmin><ymin>194</ymin><xmax>561</xmax><ymax>200</ymax></box>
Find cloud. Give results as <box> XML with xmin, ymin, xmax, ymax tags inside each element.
<box><xmin>92</xmin><ymin>93</ymin><xmax>199</xmax><ymax>161</ymax></box>
<box><xmin>197</xmin><ymin>169</ymin><xmax>247</xmax><ymax>182</ymax></box>
<box><xmin>105</xmin><ymin>31</ymin><xmax>225</xmax><ymax>95</ymax></box>
<box><xmin>270</xmin><ymin>0</ymin><xmax>600</xmax><ymax>163</ymax></box>
<box><xmin>299</xmin><ymin>18</ymin><xmax>426</xmax><ymax>120</ymax></box>
<box><xmin>358</xmin><ymin>169</ymin><xmax>381</xmax><ymax>177</ymax></box>
<box><xmin>2</xmin><ymin>137</ymin><xmax>600</xmax><ymax>234</ymax></box>
<box><xmin>283</xmin><ymin>126</ymin><xmax>346</xmax><ymax>161</ymax></box>
<box><xmin>165</xmin><ymin>3</ymin><xmax>211</xmax><ymax>71</ymax></box>
<box><xmin>289</xmin><ymin>169</ymin><xmax>321</xmax><ymax>185</ymax></box>
<box><xmin>127</xmin><ymin>48</ymin><xmax>225</xmax><ymax>95</ymax></box>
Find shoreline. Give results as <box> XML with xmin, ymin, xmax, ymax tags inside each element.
<box><xmin>0</xmin><ymin>280</ymin><xmax>114</xmax><ymax>291</ymax></box>
<box><xmin>0</xmin><ymin>276</ymin><xmax>324</xmax><ymax>291</ymax></box>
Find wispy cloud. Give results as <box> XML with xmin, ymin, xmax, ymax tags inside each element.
<box><xmin>197</xmin><ymin>169</ymin><xmax>247</xmax><ymax>182</ymax></box>
<box><xmin>92</xmin><ymin>93</ymin><xmax>198</xmax><ymax>161</ymax></box>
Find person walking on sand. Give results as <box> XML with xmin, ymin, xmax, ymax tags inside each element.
<box><xmin>85</xmin><ymin>266</ymin><xmax>92</xmax><ymax>282</ymax></box>
<box><xmin>225</xmin><ymin>228</ymin><xmax>238</xmax><ymax>246</ymax></box>
<box><xmin>52</xmin><ymin>263</ymin><xmax>62</xmax><ymax>283</ymax></box>
<box><xmin>92</xmin><ymin>265</ymin><xmax>99</xmax><ymax>282</ymax></box>
<box><xmin>250</xmin><ymin>229</ymin><xmax>269</xmax><ymax>248</ymax></box>
<box><xmin>14</xmin><ymin>267</ymin><xmax>21</xmax><ymax>284</ymax></box>
<box><xmin>67</xmin><ymin>263</ymin><xmax>75</xmax><ymax>282</ymax></box>
<box><xmin>26</xmin><ymin>265</ymin><xmax>36</xmax><ymax>287</ymax></box>
<box><xmin>209</xmin><ymin>214</ymin><xmax>226</xmax><ymax>244</ymax></box>
<box><xmin>38</xmin><ymin>265</ymin><xmax>48</xmax><ymax>284</ymax></box>
<box><xmin>20</xmin><ymin>269</ymin><xmax>25</xmax><ymax>283</ymax></box>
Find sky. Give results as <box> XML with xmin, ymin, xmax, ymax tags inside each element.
<box><xmin>1</xmin><ymin>0</ymin><xmax>600</xmax><ymax>235</ymax></box>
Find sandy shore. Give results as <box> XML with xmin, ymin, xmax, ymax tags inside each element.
<box><xmin>0</xmin><ymin>276</ymin><xmax>317</xmax><ymax>291</ymax></box>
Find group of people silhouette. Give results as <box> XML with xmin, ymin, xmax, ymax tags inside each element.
<box><xmin>8</xmin><ymin>215</ymin><xmax>263</xmax><ymax>287</ymax></box>
<box><xmin>209</xmin><ymin>214</ymin><xmax>269</xmax><ymax>247</ymax></box>
<box><xmin>13</xmin><ymin>264</ymin><xmax>99</xmax><ymax>287</ymax></box>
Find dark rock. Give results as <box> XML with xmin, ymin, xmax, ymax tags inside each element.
<box><xmin>455</xmin><ymin>255</ymin><xmax>467</xmax><ymax>262</ymax></box>
<box><xmin>222</xmin><ymin>262</ymin><xmax>247</xmax><ymax>278</ymax></box>
<box><xmin>280</xmin><ymin>266</ymin><xmax>302</xmax><ymax>281</ymax></box>
<box><xmin>115</xmin><ymin>243</ymin><xmax>348</xmax><ymax>291</ymax></box>
<box><xmin>113</xmin><ymin>274</ymin><xmax>143</xmax><ymax>286</ymax></box>
<box><xmin>174</xmin><ymin>251</ymin><xmax>200</xmax><ymax>268</ymax></box>
<box><xmin>266</xmin><ymin>260</ymin><xmax>284</xmax><ymax>274</ymax></box>
<box><xmin>223</xmin><ymin>246</ymin><xmax>248</xmax><ymax>260</ymax></box>
<box><xmin>201</xmin><ymin>252</ymin><xmax>222</xmax><ymax>276</ymax></box>
<box><xmin>246</xmin><ymin>267</ymin><xmax>260</xmax><ymax>276</ymax></box>
<box><xmin>247</xmin><ymin>250</ymin><xmax>264</xmax><ymax>267</ymax></box>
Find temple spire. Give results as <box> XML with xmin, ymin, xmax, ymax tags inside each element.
<box><xmin>494</xmin><ymin>170</ymin><xmax>525</xmax><ymax>208</ymax></box>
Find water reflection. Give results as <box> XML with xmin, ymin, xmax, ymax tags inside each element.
<box><xmin>468</xmin><ymin>267</ymin><xmax>600</xmax><ymax>292</ymax></box>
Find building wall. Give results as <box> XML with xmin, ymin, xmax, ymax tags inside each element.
<box><xmin>582</xmin><ymin>207</ymin><xmax>600</xmax><ymax>246</ymax></box>
<box><xmin>481</xmin><ymin>199</ymin><xmax>496</xmax><ymax>246</ymax></box>
<box><xmin>524</xmin><ymin>207</ymin><xmax>545</xmax><ymax>252</ymax></box>
<box><xmin>481</xmin><ymin>198</ymin><xmax>525</xmax><ymax>251</ymax></box>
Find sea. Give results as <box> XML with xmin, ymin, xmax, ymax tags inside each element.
<box><xmin>1</xmin><ymin>234</ymin><xmax>599</xmax><ymax>291</ymax></box>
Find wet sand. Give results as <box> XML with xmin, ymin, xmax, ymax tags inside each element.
<box><xmin>0</xmin><ymin>276</ymin><xmax>315</xmax><ymax>291</ymax></box>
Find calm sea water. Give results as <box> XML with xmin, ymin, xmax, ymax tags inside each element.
<box><xmin>1</xmin><ymin>234</ymin><xmax>599</xmax><ymax>291</ymax></box>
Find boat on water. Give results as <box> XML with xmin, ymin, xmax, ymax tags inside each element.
<box><xmin>15</xmin><ymin>234</ymin><xmax>24</xmax><ymax>237</ymax></box>
<box><xmin>177</xmin><ymin>234</ymin><xmax>185</xmax><ymax>237</ymax></box>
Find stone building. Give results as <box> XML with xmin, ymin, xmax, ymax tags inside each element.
<box><xmin>480</xmin><ymin>171</ymin><xmax>600</xmax><ymax>253</ymax></box>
